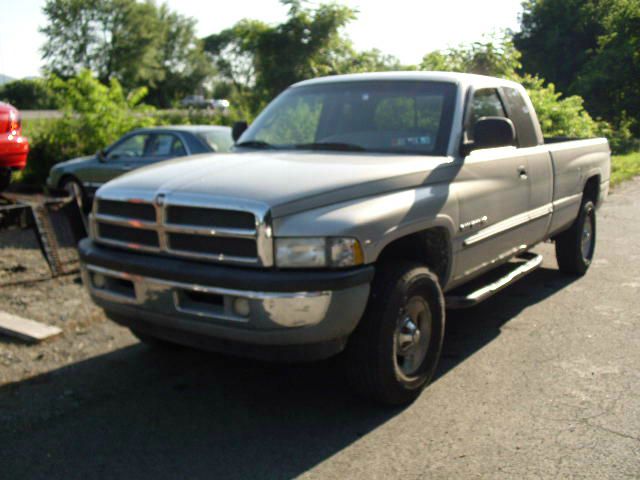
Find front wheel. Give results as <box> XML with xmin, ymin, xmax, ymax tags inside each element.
<box><xmin>555</xmin><ymin>200</ymin><xmax>596</xmax><ymax>276</ymax></box>
<box><xmin>345</xmin><ymin>261</ymin><xmax>445</xmax><ymax>406</ymax></box>
<box><xmin>60</xmin><ymin>177</ymin><xmax>88</xmax><ymax>213</ymax></box>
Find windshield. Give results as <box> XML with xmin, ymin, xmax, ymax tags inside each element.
<box><xmin>198</xmin><ymin>130</ymin><xmax>234</xmax><ymax>153</ymax></box>
<box><xmin>238</xmin><ymin>80</ymin><xmax>457</xmax><ymax>155</ymax></box>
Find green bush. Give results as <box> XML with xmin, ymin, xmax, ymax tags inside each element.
<box><xmin>611</xmin><ymin>151</ymin><xmax>640</xmax><ymax>186</ymax></box>
<box><xmin>0</xmin><ymin>78</ymin><xmax>59</xmax><ymax>110</ymax></box>
<box><xmin>20</xmin><ymin>70</ymin><xmax>155</xmax><ymax>185</ymax></box>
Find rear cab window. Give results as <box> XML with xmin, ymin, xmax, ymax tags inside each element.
<box><xmin>501</xmin><ymin>87</ymin><xmax>539</xmax><ymax>147</ymax></box>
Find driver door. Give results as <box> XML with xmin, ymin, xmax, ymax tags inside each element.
<box><xmin>88</xmin><ymin>132</ymin><xmax>153</xmax><ymax>186</ymax></box>
<box><xmin>452</xmin><ymin>88</ymin><xmax>532</xmax><ymax>281</ymax></box>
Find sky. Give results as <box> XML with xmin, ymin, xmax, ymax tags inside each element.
<box><xmin>0</xmin><ymin>0</ymin><xmax>523</xmax><ymax>79</ymax></box>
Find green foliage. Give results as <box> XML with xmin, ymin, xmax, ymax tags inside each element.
<box><xmin>204</xmin><ymin>1</ymin><xmax>357</xmax><ymax>114</ymax></box>
<box><xmin>518</xmin><ymin>74</ymin><xmax>603</xmax><ymax>138</ymax></box>
<box><xmin>0</xmin><ymin>79</ymin><xmax>59</xmax><ymax>110</ymax></box>
<box><xmin>515</xmin><ymin>0</ymin><xmax>601</xmax><ymax>96</ymax></box>
<box><xmin>575</xmin><ymin>0</ymin><xmax>640</xmax><ymax>135</ymax></box>
<box><xmin>515</xmin><ymin>0</ymin><xmax>640</xmax><ymax>136</ymax></box>
<box><xmin>21</xmin><ymin>70</ymin><xmax>155</xmax><ymax>184</ymax></box>
<box><xmin>40</xmin><ymin>0</ymin><xmax>212</xmax><ymax>107</ymax></box>
<box><xmin>418</xmin><ymin>37</ymin><xmax>635</xmax><ymax>150</ymax></box>
<box><xmin>611</xmin><ymin>151</ymin><xmax>640</xmax><ymax>186</ymax></box>
<box><xmin>421</xmin><ymin>35</ymin><xmax>522</xmax><ymax>78</ymax></box>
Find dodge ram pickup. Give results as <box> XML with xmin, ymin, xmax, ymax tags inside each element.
<box><xmin>78</xmin><ymin>72</ymin><xmax>611</xmax><ymax>405</ymax></box>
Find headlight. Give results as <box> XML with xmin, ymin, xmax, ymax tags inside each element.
<box><xmin>275</xmin><ymin>237</ymin><xmax>364</xmax><ymax>268</ymax></box>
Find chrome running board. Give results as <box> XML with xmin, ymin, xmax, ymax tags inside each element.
<box><xmin>446</xmin><ymin>252</ymin><xmax>543</xmax><ymax>309</ymax></box>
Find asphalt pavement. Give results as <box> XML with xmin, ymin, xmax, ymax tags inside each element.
<box><xmin>1</xmin><ymin>179</ymin><xmax>639</xmax><ymax>479</ymax></box>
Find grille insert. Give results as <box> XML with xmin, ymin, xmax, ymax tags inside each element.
<box><xmin>168</xmin><ymin>233</ymin><xmax>257</xmax><ymax>258</ymax></box>
<box><xmin>166</xmin><ymin>205</ymin><xmax>255</xmax><ymax>230</ymax></box>
<box><xmin>98</xmin><ymin>223</ymin><xmax>159</xmax><ymax>247</ymax></box>
<box><xmin>97</xmin><ymin>200</ymin><xmax>156</xmax><ymax>221</ymax></box>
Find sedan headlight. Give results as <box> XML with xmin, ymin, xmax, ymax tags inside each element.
<box><xmin>275</xmin><ymin>237</ymin><xmax>364</xmax><ymax>268</ymax></box>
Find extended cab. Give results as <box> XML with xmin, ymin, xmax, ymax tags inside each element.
<box><xmin>78</xmin><ymin>72</ymin><xmax>610</xmax><ymax>405</ymax></box>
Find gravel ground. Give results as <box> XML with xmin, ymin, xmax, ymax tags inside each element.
<box><xmin>0</xmin><ymin>179</ymin><xmax>639</xmax><ymax>479</ymax></box>
<box><xmin>0</xmin><ymin>229</ymin><xmax>135</xmax><ymax>385</ymax></box>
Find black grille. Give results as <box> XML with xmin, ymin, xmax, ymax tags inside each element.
<box><xmin>166</xmin><ymin>206</ymin><xmax>255</xmax><ymax>230</ymax></box>
<box><xmin>168</xmin><ymin>233</ymin><xmax>257</xmax><ymax>258</ymax></box>
<box><xmin>98</xmin><ymin>223</ymin><xmax>159</xmax><ymax>247</ymax></box>
<box><xmin>98</xmin><ymin>200</ymin><xmax>156</xmax><ymax>222</ymax></box>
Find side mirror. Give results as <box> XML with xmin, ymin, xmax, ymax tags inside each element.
<box><xmin>472</xmin><ymin>117</ymin><xmax>516</xmax><ymax>151</ymax></box>
<box><xmin>97</xmin><ymin>149</ymin><xmax>107</xmax><ymax>162</ymax></box>
<box><xmin>232</xmin><ymin>121</ymin><xmax>248</xmax><ymax>142</ymax></box>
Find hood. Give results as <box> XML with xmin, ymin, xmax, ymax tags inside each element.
<box><xmin>98</xmin><ymin>151</ymin><xmax>454</xmax><ymax>218</ymax></box>
<box><xmin>54</xmin><ymin>155</ymin><xmax>96</xmax><ymax>169</ymax></box>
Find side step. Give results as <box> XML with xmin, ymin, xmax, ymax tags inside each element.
<box><xmin>445</xmin><ymin>252</ymin><xmax>543</xmax><ymax>309</ymax></box>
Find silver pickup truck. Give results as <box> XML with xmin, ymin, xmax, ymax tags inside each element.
<box><xmin>78</xmin><ymin>72</ymin><xmax>610</xmax><ymax>405</ymax></box>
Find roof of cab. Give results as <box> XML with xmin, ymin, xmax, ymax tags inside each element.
<box><xmin>292</xmin><ymin>71</ymin><xmax>522</xmax><ymax>91</ymax></box>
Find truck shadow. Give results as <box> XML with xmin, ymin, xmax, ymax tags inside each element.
<box><xmin>0</xmin><ymin>266</ymin><xmax>577</xmax><ymax>480</ymax></box>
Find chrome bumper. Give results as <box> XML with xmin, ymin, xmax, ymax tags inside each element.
<box><xmin>81</xmin><ymin>264</ymin><xmax>371</xmax><ymax>345</ymax></box>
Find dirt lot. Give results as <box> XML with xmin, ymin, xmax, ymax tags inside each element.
<box><xmin>0</xmin><ymin>229</ymin><xmax>136</xmax><ymax>385</ymax></box>
<box><xmin>1</xmin><ymin>179</ymin><xmax>639</xmax><ymax>479</ymax></box>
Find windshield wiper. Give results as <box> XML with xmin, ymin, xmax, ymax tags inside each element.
<box><xmin>235</xmin><ymin>140</ymin><xmax>276</xmax><ymax>149</ymax></box>
<box><xmin>293</xmin><ymin>142</ymin><xmax>366</xmax><ymax>152</ymax></box>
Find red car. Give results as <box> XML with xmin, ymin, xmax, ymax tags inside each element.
<box><xmin>0</xmin><ymin>102</ymin><xmax>29</xmax><ymax>190</ymax></box>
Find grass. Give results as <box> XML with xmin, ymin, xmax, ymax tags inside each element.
<box><xmin>611</xmin><ymin>151</ymin><xmax>640</xmax><ymax>187</ymax></box>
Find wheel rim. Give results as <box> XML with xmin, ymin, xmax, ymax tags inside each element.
<box><xmin>581</xmin><ymin>211</ymin><xmax>594</xmax><ymax>261</ymax></box>
<box><xmin>394</xmin><ymin>296</ymin><xmax>432</xmax><ymax>379</ymax></box>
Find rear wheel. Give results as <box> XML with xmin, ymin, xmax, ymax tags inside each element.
<box><xmin>555</xmin><ymin>199</ymin><xmax>596</xmax><ymax>275</ymax></box>
<box><xmin>345</xmin><ymin>261</ymin><xmax>445</xmax><ymax>405</ymax></box>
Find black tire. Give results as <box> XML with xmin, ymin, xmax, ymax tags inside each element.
<box><xmin>345</xmin><ymin>261</ymin><xmax>445</xmax><ymax>406</ymax></box>
<box><xmin>130</xmin><ymin>328</ymin><xmax>180</xmax><ymax>350</ymax></box>
<box><xmin>60</xmin><ymin>177</ymin><xmax>89</xmax><ymax>213</ymax></box>
<box><xmin>555</xmin><ymin>199</ymin><xmax>596</xmax><ymax>276</ymax></box>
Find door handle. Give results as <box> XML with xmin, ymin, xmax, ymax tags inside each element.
<box><xmin>517</xmin><ymin>165</ymin><xmax>528</xmax><ymax>179</ymax></box>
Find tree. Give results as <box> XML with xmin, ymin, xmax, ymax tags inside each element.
<box><xmin>40</xmin><ymin>0</ymin><xmax>211</xmax><ymax>106</ymax></box>
<box><xmin>574</xmin><ymin>0</ymin><xmax>640</xmax><ymax>133</ymax></box>
<box><xmin>514</xmin><ymin>0</ymin><xmax>602</xmax><ymax>96</ymax></box>
<box><xmin>203</xmin><ymin>0</ymin><xmax>357</xmax><ymax>114</ymax></box>
<box><xmin>514</xmin><ymin>0</ymin><xmax>640</xmax><ymax>135</ymax></box>
<box><xmin>0</xmin><ymin>79</ymin><xmax>59</xmax><ymax>110</ymax></box>
<box><xmin>144</xmin><ymin>3</ymin><xmax>213</xmax><ymax>107</ymax></box>
<box><xmin>41</xmin><ymin>0</ymin><xmax>160</xmax><ymax>88</ymax></box>
<box><xmin>421</xmin><ymin>35</ymin><xmax>522</xmax><ymax>78</ymax></box>
<box><xmin>420</xmin><ymin>37</ymin><xmax>607</xmax><ymax>140</ymax></box>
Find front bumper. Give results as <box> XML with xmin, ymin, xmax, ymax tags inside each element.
<box><xmin>79</xmin><ymin>239</ymin><xmax>373</xmax><ymax>359</ymax></box>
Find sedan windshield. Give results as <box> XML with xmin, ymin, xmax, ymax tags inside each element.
<box><xmin>238</xmin><ymin>80</ymin><xmax>457</xmax><ymax>155</ymax></box>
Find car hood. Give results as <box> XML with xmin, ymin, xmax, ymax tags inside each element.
<box><xmin>98</xmin><ymin>151</ymin><xmax>455</xmax><ymax>218</ymax></box>
<box><xmin>54</xmin><ymin>155</ymin><xmax>96</xmax><ymax>169</ymax></box>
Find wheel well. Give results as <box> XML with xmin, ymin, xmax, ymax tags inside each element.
<box><xmin>376</xmin><ymin>228</ymin><xmax>450</xmax><ymax>283</ymax></box>
<box><xmin>583</xmin><ymin>175</ymin><xmax>600</xmax><ymax>204</ymax></box>
<box><xmin>58</xmin><ymin>174</ymin><xmax>78</xmax><ymax>188</ymax></box>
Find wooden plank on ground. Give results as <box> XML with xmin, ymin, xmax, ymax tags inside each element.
<box><xmin>0</xmin><ymin>311</ymin><xmax>62</xmax><ymax>343</ymax></box>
